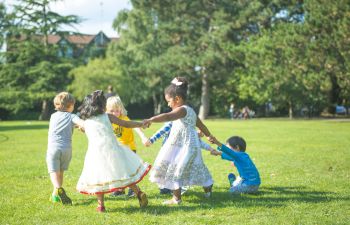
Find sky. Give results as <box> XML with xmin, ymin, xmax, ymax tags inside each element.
<box><xmin>3</xmin><ymin>0</ymin><xmax>132</xmax><ymax>37</ymax></box>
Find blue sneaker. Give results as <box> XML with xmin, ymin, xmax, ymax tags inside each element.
<box><xmin>228</xmin><ymin>173</ymin><xmax>236</xmax><ymax>187</ymax></box>
<box><xmin>159</xmin><ymin>188</ymin><xmax>172</xmax><ymax>195</ymax></box>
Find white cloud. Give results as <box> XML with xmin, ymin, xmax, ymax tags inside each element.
<box><xmin>3</xmin><ymin>0</ymin><xmax>132</xmax><ymax>37</ymax></box>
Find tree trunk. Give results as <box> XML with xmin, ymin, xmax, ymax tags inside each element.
<box><xmin>288</xmin><ymin>100</ymin><xmax>293</xmax><ymax>119</ymax></box>
<box><xmin>152</xmin><ymin>92</ymin><xmax>158</xmax><ymax>115</ymax></box>
<box><xmin>198</xmin><ymin>69</ymin><xmax>209</xmax><ymax>120</ymax></box>
<box><xmin>328</xmin><ymin>73</ymin><xmax>341</xmax><ymax>114</ymax></box>
<box><xmin>39</xmin><ymin>99</ymin><xmax>50</xmax><ymax>120</ymax></box>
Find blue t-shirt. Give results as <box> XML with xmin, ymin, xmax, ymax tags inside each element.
<box><xmin>47</xmin><ymin>111</ymin><xmax>79</xmax><ymax>151</ymax></box>
<box><xmin>219</xmin><ymin>144</ymin><xmax>261</xmax><ymax>185</ymax></box>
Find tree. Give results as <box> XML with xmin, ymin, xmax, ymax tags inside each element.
<box><xmin>69</xmin><ymin>57</ymin><xmax>127</xmax><ymax>101</ymax></box>
<box><xmin>236</xmin><ymin>0</ymin><xmax>349</xmax><ymax>118</ymax></box>
<box><xmin>0</xmin><ymin>0</ymin><xmax>80</xmax><ymax>120</ymax></box>
<box><xmin>303</xmin><ymin>0</ymin><xmax>350</xmax><ymax>113</ymax></box>
<box><xmin>110</xmin><ymin>0</ymin><xmax>307</xmax><ymax>118</ymax></box>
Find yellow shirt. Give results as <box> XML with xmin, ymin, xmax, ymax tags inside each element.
<box><xmin>111</xmin><ymin>115</ymin><xmax>136</xmax><ymax>150</ymax></box>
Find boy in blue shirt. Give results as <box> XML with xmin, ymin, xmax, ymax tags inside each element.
<box><xmin>209</xmin><ymin>135</ymin><xmax>260</xmax><ymax>194</ymax></box>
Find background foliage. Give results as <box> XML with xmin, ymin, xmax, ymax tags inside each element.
<box><xmin>0</xmin><ymin>0</ymin><xmax>349</xmax><ymax>119</ymax></box>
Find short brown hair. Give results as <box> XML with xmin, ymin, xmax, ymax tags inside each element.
<box><xmin>53</xmin><ymin>92</ymin><xmax>75</xmax><ymax>111</ymax></box>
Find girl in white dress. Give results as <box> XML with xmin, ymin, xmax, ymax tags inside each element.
<box><xmin>145</xmin><ymin>77</ymin><xmax>214</xmax><ymax>205</ymax></box>
<box><xmin>76</xmin><ymin>90</ymin><xmax>151</xmax><ymax>212</ymax></box>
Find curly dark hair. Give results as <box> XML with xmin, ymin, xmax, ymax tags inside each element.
<box><xmin>164</xmin><ymin>77</ymin><xmax>189</xmax><ymax>101</ymax></box>
<box><xmin>78</xmin><ymin>90</ymin><xmax>106</xmax><ymax>119</ymax></box>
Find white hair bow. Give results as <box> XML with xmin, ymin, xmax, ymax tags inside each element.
<box><xmin>171</xmin><ymin>78</ymin><xmax>183</xmax><ymax>86</ymax></box>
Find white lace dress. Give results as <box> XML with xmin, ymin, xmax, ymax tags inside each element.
<box><xmin>76</xmin><ymin>113</ymin><xmax>151</xmax><ymax>195</ymax></box>
<box><xmin>149</xmin><ymin>105</ymin><xmax>213</xmax><ymax>190</ymax></box>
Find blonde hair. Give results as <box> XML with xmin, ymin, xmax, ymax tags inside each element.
<box><xmin>53</xmin><ymin>92</ymin><xmax>75</xmax><ymax>111</ymax></box>
<box><xmin>106</xmin><ymin>95</ymin><xmax>128</xmax><ymax>116</ymax></box>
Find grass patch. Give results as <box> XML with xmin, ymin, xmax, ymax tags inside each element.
<box><xmin>0</xmin><ymin>119</ymin><xmax>349</xmax><ymax>225</ymax></box>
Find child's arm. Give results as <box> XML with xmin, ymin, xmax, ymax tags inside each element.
<box><xmin>107</xmin><ymin>113</ymin><xmax>144</xmax><ymax>128</ymax></box>
<box><xmin>72</xmin><ymin>114</ymin><xmax>85</xmax><ymax>131</ymax></box>
<box><xmin>196</xmin><ymin>117</ymin><xmax>212</xmax><ymax>138</ymax></box>
<box><xmin>149</xmin><ymin>122</ymin><xmax>172</xmax><ymax>144</ymax></box>
<box><xmin>200</xmin><ymin>139</ymin><xmax>213</xmax><ymax>151</ymax></box>
<box><xmin>146</xmin><ymin>107</ymin><xmax>186</xmax><ymax>123</ymax></box>
<box><xmin>208</xmin><ymin>135</ymin><xmax>222</xmax><ymax>147</ymax></box>
<box><xmin>207</xmin><ymin>136</ymin><xmax>237</xmax><ymax>161</ymax></box>
<box><xmin>133</xmin><ymin>127</ymin><xmax>149</xmax><ymax>144</ymax></box>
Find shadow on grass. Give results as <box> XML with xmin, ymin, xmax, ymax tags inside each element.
<box><xmin>104</xmin><ymin>185</ymin><xmax>347</xmax><ymax>215</ymax></box>
<box><xmin>73</xmin><ymin>198</ymin><xmax>97</xmax><ymax>206</ymax></box>
<box><xmin>0</xmin><ymin>134</ymin><xmax>9</xmax><ymax>143</ymax></box>
<box><xmin>0</xmin><ymin>124</ymin><xmax>48</xmax><ymax>132</ymax></box>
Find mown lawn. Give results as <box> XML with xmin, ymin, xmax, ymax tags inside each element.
<box><xmin>0</xmin><ymin>119</ymin><xmax>349</xmax><ymax>225</ymax></box>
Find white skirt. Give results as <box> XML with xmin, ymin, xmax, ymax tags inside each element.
<box><xmin>149</xmin><ymin>144</ymin><xmax>213</xmax><ymax>190</ymax></box>
<box><xmin>77</xmin><ymin>143</ymin><xmax>151</xmax><ymax>195</ymax></box>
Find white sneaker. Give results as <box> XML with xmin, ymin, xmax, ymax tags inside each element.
<box><xmin>181</xmin><ymin>186</ymin><xmax>190</xmax><ymax>195</ymax></box>
<box><xmin>162</xmin><ymin>198</ymin><xmax>182</xmax><ymax>205</ymax></box>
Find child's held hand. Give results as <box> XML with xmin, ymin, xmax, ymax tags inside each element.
<box><xmin>208</xmin><ymin>135</ymin><xmax>217</xmax><ymax>144</ymax></box>
<box><xmin>142</xmin><ymin>119</ymin><xmax>151</xmax><ymax>129</ymax></box>
<box><xmin>210</xmin><ymin>149</ymin><xmax>221</xmax><ymax>156</ymax></box>
<box><xmin>144</xmin><ymin>139</ymin><xmax>152</xmax><ymax>147</ymax></box>
<box><xmin>75</xmin><ymin>125</ymin><xmax>85</xmax><ymax>133</ymax></box>
<box><xmin>197</xmin><ymin>130</ymin><xmax>204</xmax><ymax>138</ymax></box>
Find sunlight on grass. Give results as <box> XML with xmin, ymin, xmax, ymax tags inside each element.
<box><xmin>0</xmin><ymin>119</ymin><xmax>349</xmax><ymax>224</ymax></box>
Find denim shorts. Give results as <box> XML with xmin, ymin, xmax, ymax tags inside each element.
<box><xmin>229</xmin><ymin>177</ymin><xmax>259</xmax><ymax>194</ymax></box>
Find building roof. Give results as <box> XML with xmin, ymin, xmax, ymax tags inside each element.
<box><xmin>65</xmin><ymin>35</ymin><xmax>96</xmax><ymax>44</ymax></box>
<box><xmin>47</xmin><ymin>35</ymin><xmax>61</xmax><ymax>44</ymax></box>
<box><xmin>27</xmin><ymin>31</ymin><xmax>117</xmax><ymax>45</ymax></box>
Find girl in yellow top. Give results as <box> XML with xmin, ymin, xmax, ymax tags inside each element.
<box><xmin>106</xmin><ymin>95</ymin><xmax>148</xmax><ymax>197</ymax></box>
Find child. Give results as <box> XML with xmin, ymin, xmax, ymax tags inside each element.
<box><xmin>209</xmin><ymin>136</ymin><xmax>261</xmax><ymax>194</ymax></box>
<box><xmin>46</xmin><ymin>92</ymin><xmax>84</xmax><ymax>205</ymax></box>
<box><xmin>144</xmin><ymin>123</ymin><xmax>215</xmax><ymax>195</ymax></box>
<box><xmin>106</xmin><ymin>95</ymin><xmax>148</xmax><ymax>197</ymax></box>
<box><xmin>144</xmin><ymin>77</ymin><xmax>214</xmax><ymax>205</ymax></box>
<box><xmin>76</xmin><ymin>90</ymin><xmax>151</xmax><ymax>212</ymax></box>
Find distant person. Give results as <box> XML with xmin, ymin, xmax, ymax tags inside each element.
<box><xmin>229</xmin><ymin>103</ymin><xmax>235</xmax><ymax>119</ymax></box>
<box><xmin>242</xmin><ymin>106</ymin><xmax>250</xmax><ymax>119</ymax></box>
<box><xmin>209</xmin><ymin>135</ymin><xmax>261</xmax><ymax>194</ymax></box>
<box><xmin>106</xmin><ymin>95</ymin><xmax>148</xmax><ymax>197</ymax></box>
<box><xmin>105</xmin><ymin>85</ymin><xmax>116</xmax><ymax>99</ymax></box>
<box><xmin>46</xmin><ymin>92</ymin><xmax>84</xmax><ymax>205</ymax></box>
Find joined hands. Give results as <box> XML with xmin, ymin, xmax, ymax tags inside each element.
<box><xmin>141</xmin><ymin>119</ymin><xmax>152</xmax><ymax>129</ymax></box>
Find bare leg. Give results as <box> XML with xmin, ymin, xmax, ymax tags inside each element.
<box><xmin>173</xmin><ymin>189</ymin><xmax>181</xmax><ymax>201</ymax></box>
<box><xmin>49</xmin><ymin>171</ymin><xmax>63</xmax><ymax>195</ymax></box>
<box><xmin>130</xmin><ymin>184</ymin><xmax>148</xmax><ymax>207</ymax></box>
<box><xmin>203</xmin><ymin>184</ymin><xmax>213</xmax><ymax>198</ymax></box>
<box><xmin>49</xmin><ymin>171</ymin><xmax>63</xmax><ymax>188</ymax></box>
<box><xmin>129</xmin><ymin>184</ymin><xmax>140</xmax><ymax>195</ymax></box>
<box><xmin>97</xmin><ymin>194</ymin><xmax>104</xmax><ymax>207</ymax></box>
<box><xmin>96</xmin><ymin>194</ymin><xmax>106</xmax><ymax>212</ymax></box>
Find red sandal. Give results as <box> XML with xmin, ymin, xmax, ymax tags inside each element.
<box><xmin>96</xmin><ymin>205</ymin><xmax>106</xmax><ymax>213</ymax></box>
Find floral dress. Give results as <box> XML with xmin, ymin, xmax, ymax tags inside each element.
<box><xmin>149</xmin><ymin>105</ymin><xmax>213</xmax><ymax>190</ymax></box>
<box><xmin>76</xmin><ymin>113</ymin><xmax>151</xmax><ymax>195</ymax></box>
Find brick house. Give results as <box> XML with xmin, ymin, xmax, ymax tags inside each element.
<box><xmin>0</xmin><ymin>31</ymin><xmax>118</xmax><ymax>61</ymax></box>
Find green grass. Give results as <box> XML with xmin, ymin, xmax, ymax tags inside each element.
<box><xmin>0</xmin><ymin>119</ymin><xmax>349</xmax><ymax>225</ymax></box>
